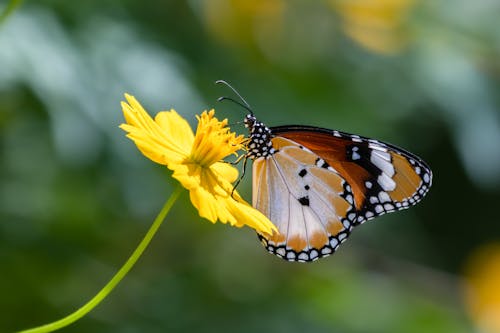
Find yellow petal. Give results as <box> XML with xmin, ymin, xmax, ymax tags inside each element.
<box><xmin>211</xmin><ymin>161</ymin><xmax>240</xmax><ymax>183</ymax></box>
<box><xmin>184</xmin><ymin>167</ymin><xmax>277</xmax><ymax>235</ymax></box>
<box><xmin>171</xmin><ymin>163</ymin><xmax>203</xmax><ymax>190</ymax></box>
<box><xmin>120</xmin><ymin>94</ymin><xmax>192</xmax><ymax>166</ymax></box>
<box><xmin>226</xmin><ymin>198</ymin><xmax>277</xmax><ymax>236</ymax></box>
<box><xmin>155</xmin><ymin>110</ymin><xmax>195</xmax><ymax>154</ymax></box>
<box><xmin>189</xmin><ymin>187</ymin><xmax>219</xmax><ymax>222</ymax></box>
<box><xmin>120</xmin><ymin>124</ymin><xmax>187</xmax><ymax>165</ymax></box>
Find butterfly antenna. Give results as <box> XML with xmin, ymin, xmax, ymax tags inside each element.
<box><xmin>215</xmin><ymin>80</ymin><xmax>254</xmax><ymax>115</ymax></box>
<box><xmin>217</xmin><ymin>96</ymin><xmax>253</xmax><ymax>114</ymax></box>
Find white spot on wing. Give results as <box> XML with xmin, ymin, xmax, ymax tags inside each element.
<box><xmin>345</xmin><ymin>194</ymin><xmax>354</xmax><ymax>204</ymax></box>
<box><xmin>368</xmin><ymin>143</ymin><xmax>388</xmax><ymax>152</ymax></box>
<box><xmin>310</xmin><ymin>250</ymin><xmax>319</xmax><ymax>260</ymax></box>
<box><xmin>384</xmin><ymin>203</ymin><xmax>395</xmax><ymax>211</ymax></box>
<box><xmin>371</xmin><ymin>150</ymin><xmax>395</xmax><ymax>176</ymax></box>
<box><xmin>423</xmin><ymin>173</ymin><xmax>430</xmax><ymax>184</ymax></box>
<box><xmin>330</xmin><ymin>238</ymin><xmax>338</xmax><ymax>247</ymax></box>
<box><xmin>322</xmin><ymin>247</ymin><xmax>332</xmax><ymax>255</ymax></box>
<box><xmin>378</xmin><ymin>173</ymin><xmax>396</xmax><ymax>191</ymax></box>
<box><xmin>298</xmin><ymin>253</ymin><xmax>309</xmax><ymax>261</ymax></box>
<box><xmin>378</xmin><ymin>191</ymin><xmax>391</xmax><ymax>203</ymax></box>
<box><xmin>351</xmin><ymin>135</ymin><xmax>362</xmax><ymax>142</ymax></box>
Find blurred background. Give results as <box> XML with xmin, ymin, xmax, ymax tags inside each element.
<box><xmin>1</xmin><ymin>0</ymin><xmax>499</xmax><ymax>332</ymax></box>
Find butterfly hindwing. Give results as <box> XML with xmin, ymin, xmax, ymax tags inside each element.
<box><xmin>253</xmin><ymin>137</ymin><xmax>356</xmax><ymax>262</ymax></box>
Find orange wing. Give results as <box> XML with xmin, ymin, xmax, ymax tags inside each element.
<box><xmin>271</xmin><ymin>125</ymin><xmax>432</xmax><ymax>225</ymax></box>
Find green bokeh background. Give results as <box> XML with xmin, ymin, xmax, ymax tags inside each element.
<box><xmin>1</xmin><ymin>1</ymin><xmax>499</xmax><ymax>332</ymax></box>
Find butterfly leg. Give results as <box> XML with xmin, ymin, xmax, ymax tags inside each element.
<box><xmin>231</xmin><ymin>155</ymin><xmax>249</xmax><ymax>198</ymax></box>
<box><xmin>225</xmin><ymin>153</ymin><xmax>246</xmax><ymax>165</ymax></box>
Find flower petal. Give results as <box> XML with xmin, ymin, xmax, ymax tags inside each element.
<box><xmin>211</xmin><ymin>162</ymin><xmax>239</xmax><ymax>183</ymax></box>
<box><xmin>184</xmin><ymin>167</ymin><xmax>277</xmax><ymax>235</ymax></box>
<box><xmin>189</xmin><ymin>187</ymin><xmax>230</xmax><ymax>223</ymax></box>
<box><xmin>155</xmin><ymin>110</ymin><xmax>195</xmax><ymax>155</ymax></box>
<box><xmin>120</xmin><ymin>124</ymin><xmax>187</xmax><ymax>165</ymax></box>
<box><xmin>171</xmin><ymin>163</ymin><xmax>204</xmax><ymax>191</ymax></box>
<box><xmin>120</xmin><ymin>94</ymin><xmax>193</xmax><ymax>166</ymax></box>
<box><xmin>226</xmin><ymin>198</ymin><xmax>277</xmax><ymax>236</ymax></box>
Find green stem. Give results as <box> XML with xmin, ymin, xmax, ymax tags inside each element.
<box><xmin>16</xmin><ymin>185</ymin><xmax>183</xmax><ymax>333</ymax></box>
<box><xmin>0</xmin><ymin>0</ymin><xmax>23</xmax><ymax>25</ymax></box>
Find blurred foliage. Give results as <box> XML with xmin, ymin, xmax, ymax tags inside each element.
<box><xmin>0</xmin><ymin>0</ymin><xmax>499</xmax><ymax>332</ymax></box>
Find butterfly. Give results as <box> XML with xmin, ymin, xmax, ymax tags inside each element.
<box><xmin>217</xmin><ymin>81</ymin><xmax>432</xmax><ymax>262</ymax></box>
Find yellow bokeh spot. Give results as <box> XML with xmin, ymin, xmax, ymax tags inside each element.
<box><xmin>331</xmin><ymin>0</ymin><xmax>417</xmax><ymax>54</ymax></box>
<box><xmin>199</xmin><ymin>0</ymin><xmax>285</xmax><ymax>48</ymax></box>
<box><xmin>464</xmin><ymin>243</ymin><xmax>500</xmax><ymax>333</ymax></box>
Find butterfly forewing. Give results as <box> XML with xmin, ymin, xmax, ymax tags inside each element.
<box><xmin>270</xmin><ymin>126</ymin><xmax>432</xmax><ymax>225</ymax></box>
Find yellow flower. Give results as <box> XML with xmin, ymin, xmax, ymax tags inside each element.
<box><xmin>464</xmin><ymin>243</ymin><xmax>500</xmax><ymax>333</ymax></box>
<box><xmin>119</xmin><ymin>94</ymin><xmax>276</xmax><ymax>236</ymax></box>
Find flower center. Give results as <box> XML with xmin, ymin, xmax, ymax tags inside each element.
<box><xmin>188</xmin><ymin>110</ymin><xmax>244</xmax><ymax>167</ymax></box>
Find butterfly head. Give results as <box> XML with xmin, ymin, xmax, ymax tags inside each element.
<box><xmin>214</xmin><ymin>80</ymin><xmax>275</xmax><ymax>159</ymax></box>
<box><xmin>243</xmin><ymin>113</ymin><xmax>257</xmax><ymax>130</ymax></box>
<box><xmin>244</xmin><ymin>114</ymin><xmax>275</xmax><ymax>159</ymax></box>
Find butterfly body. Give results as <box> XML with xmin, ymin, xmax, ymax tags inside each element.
<box><xmin>244</xmin><ymin>114</ymin><xmax>432</xmax><ymax>262</ymax></box>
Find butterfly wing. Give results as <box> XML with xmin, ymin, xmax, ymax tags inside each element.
<box><xmin>252</xmin><ymin>136</ymin><xmax>357</xmax><ymax>262</ymax></box>
<box><xmin>270</xmin><ymin>125</ymin><xmax>432</xmax><ymax>225</ymax></box>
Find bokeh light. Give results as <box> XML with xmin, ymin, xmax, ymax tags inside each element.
<box><xmin>464</xmin><ymin>243</ymin><xmax>500</xmax><ymax>333</ymax></box>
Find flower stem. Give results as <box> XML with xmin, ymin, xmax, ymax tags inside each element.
<box><xmin>0</xmin><ymin>0</ymin><xmax>23</xmax><ymax>25</ymax></box>
<box><xmin>16</xmin><ymin>185</ymin><xmax>183</xmax><ymax>333</ymax></box>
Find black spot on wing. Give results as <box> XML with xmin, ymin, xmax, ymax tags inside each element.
<box><xmin>298</xmin><ymin>196</ymin><xmax>310</xmax><ymax>206</ymax></box>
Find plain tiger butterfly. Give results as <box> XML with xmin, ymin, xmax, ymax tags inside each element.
<box><xmin>217</xmin><ymin>81</ymin><xmax>432</xmax><ymax>263</ymax></box>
